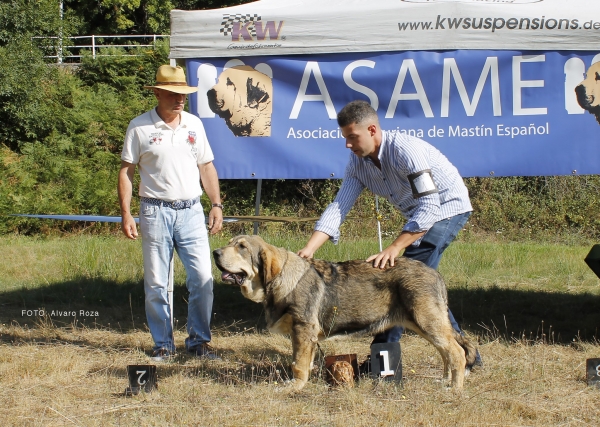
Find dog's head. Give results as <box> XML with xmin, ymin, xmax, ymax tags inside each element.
<box><xmin>576</xmin><ymin>62</ymin><xmax>600</xmax><ymax>124</ymax></box>
<box><xmin>206</xmin><ymin>65</ymin><xmax>273</xmax><ymax>136</ymax></box>
<box><xmin>213</xmin><ymin>235</ymin><xmax>286</xmax><ymax>303</ymax></box>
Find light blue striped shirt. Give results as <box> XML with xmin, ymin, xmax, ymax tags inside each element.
<box><xmin>315</xmin><ymin>130</ymin><xmax>472</xmax><ymax>246</ymax></box>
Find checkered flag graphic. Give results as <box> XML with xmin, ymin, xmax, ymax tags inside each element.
<box><xmin>220</xmin><ymin>14</ymin><xmax>261</xmax><ymax>37</ymax></box>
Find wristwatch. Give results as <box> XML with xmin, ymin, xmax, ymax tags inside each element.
<box><xmin>212</xmin><ymin>203</ymin><xmax>223</xmax><ymax>209</ymax></box>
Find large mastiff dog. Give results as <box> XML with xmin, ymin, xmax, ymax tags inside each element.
<box><xmin>213</xmin><ymin>235</ymin><xmax>477</xmax><ymax>391</ymax></box>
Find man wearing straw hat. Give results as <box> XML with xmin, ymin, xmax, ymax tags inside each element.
<box><xmin>118</xmin><ymin>65</ymin><xmax>223</xmax><ymax>362</ymax></box>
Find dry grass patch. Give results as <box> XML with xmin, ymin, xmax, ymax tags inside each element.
<box><xmin>2</xmin><ymin>236</ymin><xmax>600</xmax><ymax>425</ymax></box>
<box><xmin>1</xmin><ymin>322</ymin><xmax>599</xmax><ymax>427</ymax></box>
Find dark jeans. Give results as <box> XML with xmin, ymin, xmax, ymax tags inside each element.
<box><xmin>372</xmin><ymin>211</ymin><xmax>471</xmax><ymax>344</ymax></box>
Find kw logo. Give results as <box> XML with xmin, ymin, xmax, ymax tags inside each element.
<box><xmin>220</xmin><ymin>14</ymin><xmax>284</xmax><ymax>41</ymax></box>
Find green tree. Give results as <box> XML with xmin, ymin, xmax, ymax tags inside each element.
<box><xmin>64</xmin><ymin>0</ymin><xmax>254</xmax><ymax>36</ymax></box>
<box><xmin>0</xmin><ymin>0</ymin><xmax>65</xmax><ymax>45</ymax></box>
<box><xmin>0</xmin><ymin>40</ymin><xmax>169</xmax><ymax>233</ymax></box>
<box><xmin>0</xmin><ymin>40</ymin><xmax>56</xmax><ymax>151</ymax></box>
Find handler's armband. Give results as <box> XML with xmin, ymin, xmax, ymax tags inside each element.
<box><xmin>408</xmin><ymin>169</ymin><xmax>438</xmax><ymax>198</ymax></box>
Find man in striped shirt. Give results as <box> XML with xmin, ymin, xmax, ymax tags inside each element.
<box><xmin>298</xmin><ymin>100</ymin><xmax>477</xmax><ymax>349</ymax></box>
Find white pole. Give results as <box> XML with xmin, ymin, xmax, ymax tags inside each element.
<box><xmin>168</xmin><ymin>254</ymin><xmax>174</xmax><ymax>333</ymax></box>
<box><xmin>375</xmin><ymin>195</ymin><xmax>383</xmax><ymax>252</ymax></box>
<box><xmin>58</xmin><ymin>0</ymin><xmax>63</xmax><ymax>64</ymax></box>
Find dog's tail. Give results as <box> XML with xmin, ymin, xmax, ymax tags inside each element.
<box><xmin>453</xmin><ymin>330</ymin><xmax>478</xmax><ymax>369</ymax></box>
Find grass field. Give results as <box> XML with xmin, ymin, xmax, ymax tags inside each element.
<box><xmin>1</xmin><ymin>233</ymin><xmax>600</xmax><ymax>426</ymax></box>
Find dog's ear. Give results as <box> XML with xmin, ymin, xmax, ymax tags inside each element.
<box><xmin>260</xmin><ymin>244</ymin><xmax>282</xmax><ymax>283</ymax></box>
<box><xmin>246</xmin><ymin>77</ymin><xmax>270</xmax><ymax>109</ymax></box>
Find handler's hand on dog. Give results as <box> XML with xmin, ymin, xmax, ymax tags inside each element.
<box><xmin>367</xmin><ymin>246</ymin><xmax>401</xmax><ymax>269</ymax></box>
<box><xmin>297</xmin><ymin>247</ymin><xmax>314</xmax><ymax>259</ymax></box>
<box><xmin>297</xmin><ymin>231</ymin><xmax>329</xmax><ymax>259</ymax></box>
<box><xmin>208</xmin><ymin>207</ymin><xmax>223</xmax><ymax>235</ymax></box>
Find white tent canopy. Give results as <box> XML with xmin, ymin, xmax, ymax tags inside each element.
<box><xmin>170</xmin><ymin>0</ymin><xmax>600</xmax><ymax>58</ymax></box>
<box><xmin>170</xmin><ymin>0</ymin><xmax>600</xmax><ymax>179</ymax></box>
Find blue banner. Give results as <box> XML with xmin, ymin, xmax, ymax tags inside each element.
<box><xmin>187</xmin><ymin>50</ymin><xmax>600</xmax><ymax>179</ymax></box>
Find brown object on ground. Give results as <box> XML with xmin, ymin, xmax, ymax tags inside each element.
<box><xmin>329</xmin><ymin>361</ymin><xmax>355</xmax><ymax>388</ymax></box>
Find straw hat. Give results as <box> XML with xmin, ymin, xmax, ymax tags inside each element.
<box><xmin>144</xmin><ymin>65</ymin><xmax>198</xmax><ymax>94</ymax></box>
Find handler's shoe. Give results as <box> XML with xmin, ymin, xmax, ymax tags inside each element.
<box><xmin>189</xmin><ymin>343</ymin><xmax>221</xmax><ymax>360</ymax></box>
<box><xmin>150</xmin><ymin>348</ymin><xmax>175</xmax><ymax>362</ymax></box>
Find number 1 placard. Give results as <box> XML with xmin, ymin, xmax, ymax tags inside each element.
<box><xmin>370</xmin><ymin>342</ymin><xmax>402</xmax><ymax>382</ymax></box>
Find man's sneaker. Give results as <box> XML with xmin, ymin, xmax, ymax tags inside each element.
<box><xmin>150</xmin><ymin>348</ymin><xmax>175</xmax><ymax>362</ymax></box>
<box><xmin>188</xmin><ymin>343</ymin><xmax>221</xmax><ymax>360</ymax></box>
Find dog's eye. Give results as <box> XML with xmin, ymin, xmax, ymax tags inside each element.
<box><xmin>226</xmin><ymin>77</ymin><xmax>234</xmax><ymax>87</ymax></box>
<box><xmin>595</xmin><ymin>72</ymin><xmax>600</xmax><ymax>82</ymax></box>
<box><xmin>237</xmin><ymin>242</ymin><xmax>247</xmax><ymax>250</ymax></box>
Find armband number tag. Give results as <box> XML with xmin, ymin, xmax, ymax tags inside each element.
<box><xmin>408</xmin><ymin>169</ymin><xmax>438</xmax><ymax>199</ymax></box>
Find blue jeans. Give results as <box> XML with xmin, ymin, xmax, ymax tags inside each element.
<box><xmin>139</xmin><ymin>200</ymin><xmax>214</xmax><ymax>352</ymax></box>
<box><xmin>372</xmin><ymin>212</ymin><xmax>471</xmax><ymax>344</ymax></box>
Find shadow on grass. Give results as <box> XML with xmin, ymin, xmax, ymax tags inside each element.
<box><xmin>0</xmin><ymin>276</ymin><xmax>265</xmax><ymax>333</ymax></box>
<box><xmin>107</xmin><ymin>353</ymin><xmax>295</xmax><ymax>391</ymax></box>
<box><xmin>1</xmin><ymin>277</ymin><xmax>599</xmax><ymax>344</ymax></box>
<box><xmin>448</xmin><ymin>286</ymin><xmax>600</xmax><ymax>342</ymax></box>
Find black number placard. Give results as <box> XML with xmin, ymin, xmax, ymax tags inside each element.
<box><xmin>370</xmin><ymin>342</ymin><xmax>402</xmax><ymax>382</ymax></box>
<box><xmin>586</xmin><ymin>358</ymin><xmax>600</xmax><ymax>388</ymax></box>
<box><xmin>126</xmin><ymin>364</ymin><xmax>157</xmax><ymax>395</ymax></box>
<box><xmin>584</xmin><ymin>245</ymin><xmax>600</xmax><ymax>279</ymax></box>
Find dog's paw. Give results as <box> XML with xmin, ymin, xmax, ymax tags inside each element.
<box><xmin>277</xmin><ymin>378</ymin><xmax>307</xmax><ymax>395</ymax></box>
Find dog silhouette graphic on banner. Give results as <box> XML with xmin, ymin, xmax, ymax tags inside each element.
<box><xmin>576</xmin><ymin>60</ymin><xmax>600</xmax><ymax>125</ymax></box>
<box><xmin>207</xmin><ymin>65</ymin><xmax>273</xmax><ymax>136</ymax></box>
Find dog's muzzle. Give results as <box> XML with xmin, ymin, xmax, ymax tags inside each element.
<box><xmin>213</xmin><ymin>248</ymin><xmax>247</xmax><ymax>286</ymax></box>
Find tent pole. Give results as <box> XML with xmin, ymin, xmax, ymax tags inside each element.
<box><xmin>253</xmin><ymin>179</ymin><xmax>262</xmax><ymax>235</ymax></box>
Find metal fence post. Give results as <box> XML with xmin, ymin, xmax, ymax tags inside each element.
<box><xmin>253</xmin><ymin>179</ymin><xmax>262</xmax><ymax>235</ymax></box>
<box><xmin>58</xmin><ymin>0</ymin><xmax>63</xmax><ymax>64</ymax></box>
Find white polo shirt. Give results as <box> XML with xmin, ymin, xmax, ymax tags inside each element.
<box><xmin>122</xmin><ymin>109</ymin><xmax>214</xmax><ymax>202</ymax></box>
